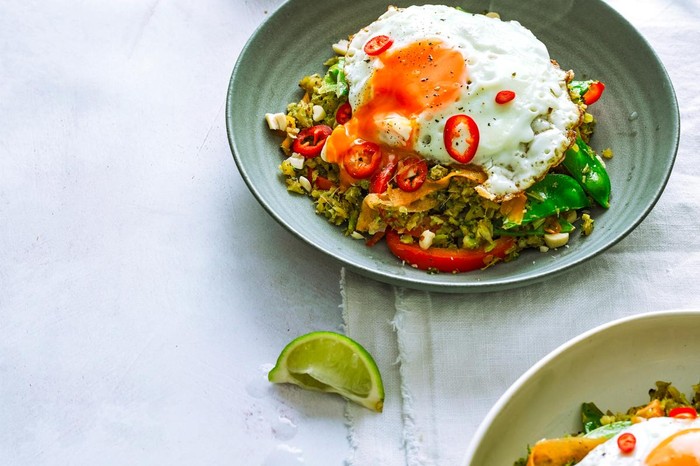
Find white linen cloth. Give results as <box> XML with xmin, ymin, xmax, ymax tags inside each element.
<box><xmin>342</xmin><ymin>1</ymin><xmax>700</xmax><ymax>464</ymax></box>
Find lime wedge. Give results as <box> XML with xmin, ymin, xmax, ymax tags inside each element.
<box><xmin>268</xmin><ymin>331</ymin><xmax>384</xmax><ymax>412</ymax></box>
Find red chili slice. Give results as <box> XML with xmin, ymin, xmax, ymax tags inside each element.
<box><xmin>343</xmin><ymin>142</ymin><xmax>382</xmax><ymax>179</ymax></box>
<box><xmin>495</xmin><ymin>90</ymin><xmax>516</xmax><ymax>104</ymax></box>
<box><xmin>582</xmin><ymin>81</ymin><xmax>605</xmax><ymax>105</ymax></box>
<box><xmin>292</xmin><ymin>124</ymin><xmax>333</xmax><ymax>158</ymax></box>
<box><xmin>443</xmin><ymin>114</ymin><xmax>479</xmax><ymax>164</ymax></box>
<box><xmin>364</xmin><ymin>35</ymin><xmax>393</xmax><ymax>56</ymax></box>
<box><xmin>669</xmin><ymin>406</ymin><xmax>698</xmax><ymax>419</ymax></box>
<box><xmin>617</xmin><ymin>433</ymin><xmax>636</xmax><ymax>454</ymax></box>
<box><xmin>370</xmin><ymin>157</ymin><xmax>398</xmax><ymax>194</ymax></box>
<box><xmin>395</xmin><ymin>157</ymin><xmax>428</xmax><ymax>192</ymax></box>
<box><xmin>385</xmin><ymin>230</ymin><xmax>514</xmax><ymax>273</ymax></box>
<box><xmin>335</xmin><ymin>102</ymin><xmax>352</xmax><ymax>125</ymax></box>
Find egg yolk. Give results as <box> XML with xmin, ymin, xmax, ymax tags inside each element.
<box><xmin>354</xmin><ymin>38</ymin><xmax>467</xmax><ymax>144</ymax></box>
<box><xmin>325</xmin><ymin>39</ymin><xmax>468</xmax><ymax>165</ymax></box>
<box><xmin>645</xmin><ymin>428</ymin><xmax>700</xmax><ymax>466</ymax></box>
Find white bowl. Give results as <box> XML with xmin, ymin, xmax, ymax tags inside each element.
<box><xmin>462</xmin><ymin>310</ymin><xmax>700</xmax><ymax>465</ymax></box>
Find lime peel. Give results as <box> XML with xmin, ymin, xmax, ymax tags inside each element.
<box><xmin>268</xmin><ymin>331</ymin><xmax>384</xmax><ymax>412</ymax></box>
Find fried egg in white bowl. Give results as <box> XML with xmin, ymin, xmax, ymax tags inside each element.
<box><xmin>576</xmin><ymin>417</ymin><xmax>700</xmax><ymax>466</ymax></box>
<box><xmin>227</xmin><ymin>0</ymin><xmax>679</xmax><ymax>292</ymax></box>
<box><xmin>462</xmin><ymin>310</ymin><xmax>700</xmax><ymax>465</ymax></box>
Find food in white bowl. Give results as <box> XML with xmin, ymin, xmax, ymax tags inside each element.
<box><xmin>462</xmin><ymin>310</ymin><xmax>700</xmax><ymax>465</ymax></box>
<box><xmin>518</xmin><ymin>381</ymin><xmax>700</xmax><ymax>465</ymax></box>
<box><xmin>265</xmin><ymin>4</ymin><xmax>611</xmax><ymax>274</ymax></box>
<box><xmin>574</xmin><ymin>416</ymin><xmax>700</xmax><ymax>465</ymax></box>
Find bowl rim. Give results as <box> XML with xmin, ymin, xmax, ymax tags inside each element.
<box><xmin>225</xmin><ymin>0</ymin><xmax>680</xmax><ymax>293</ymax></box>
<box><xmin>461</xmin><ymin>308</ymin><xmax>700</xmax><ymax>464</ymax></box>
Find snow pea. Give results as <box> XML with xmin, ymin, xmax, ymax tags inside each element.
<box><xmin>584</xmin><ymin>421</ymin><xmax>633</xmax><ymax>440</ymax></box>
<box><xmin>495</xmin><ymin>217</ymin><xmax>574</xmax><ymax>237</ymax></box>
<box><xmin>502</xmin><ymin>174</ymin><xmax>589</xmax><ymax>229</ymax></box>
<box><xmin>562</xmin><ymin>136</ymin><xmax>611</xmax><ymax>208</ymax></box>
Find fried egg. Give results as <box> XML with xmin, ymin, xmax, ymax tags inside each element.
<box><xmin>325</xmin><ymin>5</ymin><xmax>582</xmax><ymax>200</ymax></box>
<box><xmin>578</xmin><ymin>417</ymin><xmax>700</xmax><ymax>465</ymax></box>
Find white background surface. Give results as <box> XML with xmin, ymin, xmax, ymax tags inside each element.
<box><xmin>0</xmin><ymin>1</ymin><xmax>696</xmax><ymax>465</ymax></box>
<box><xmin>1</xmin><ymin>1</ymin><xmax>346</xmax><ymax>464</ymax></box>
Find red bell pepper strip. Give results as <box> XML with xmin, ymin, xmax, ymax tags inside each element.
<box><xmin>582</xmin><ymin>81</ymin><xmax>605</xmax><ymax>105</ymax></box>
<box><xmin>385</xmin><ymin>230</ymin><xmax>514</xmax><ymax>273</ymax></box>
<box><xmin>570</xmin><ymin>80</ymin><xmax>605</xmax><ymax>105</ymax></box>
<box><xmin>306</xmin><ymin>166</ymin><xmax>335</xmax><ymax>190</ymax></box>
<box><xmin>314</xmin><ymin>175</ymin><xmax>334</xmax><ymax>190</ymax></box>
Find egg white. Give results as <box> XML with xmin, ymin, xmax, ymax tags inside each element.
<box><xmin>578</xmin><ymin>417</ymin><xmax>700</xmax><ymax>465</ymax></box>
<box><xmin>343</xmin><ymin>5</ymin><xmax>582</xmax><ymax>200</ymax></box>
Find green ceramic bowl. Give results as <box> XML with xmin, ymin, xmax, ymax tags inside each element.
<box><xmin>462</xmin><ymin>310</ymin><xmax>700</xmax><ymax>465</ymax></box>
<box><xmin>226</xmin><ymin>0</ymin><xmax>678</xmax><ymax>293</ymax></box>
